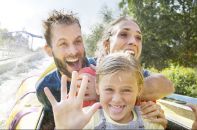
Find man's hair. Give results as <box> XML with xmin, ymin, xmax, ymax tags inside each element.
<box><xmin>43</xmin><ymin>9</ymin><xmax>81</xmax><ymax>46</ymax></box>
<box><xmin>96</xmin><ymin>52</ymin><xmax>144</xmax><ymax>87</ymax></box>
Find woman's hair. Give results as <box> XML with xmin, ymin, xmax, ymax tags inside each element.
<box><xmin>95</xmin><ymin>16</ymin><xmax>138</xmax><ymax>63</ymax></box>
<box><xmin>96</xmin><ymin>52</ymin><xmax>144</xmax><ymax>88</ymax></box>
<box><xmin>43</xmin><ymin>9</ymin><xmax>81</xmax><ymax>47</ymax></box>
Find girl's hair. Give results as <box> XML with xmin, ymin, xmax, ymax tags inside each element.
<box><xmin>95</xmin><ymin>16</ymin><xmax>138</xmax><ymax>63</ymax></box>
<box><xmin>96</xmin><ymin>52</ymin><xmax>144</xmax><ymax>87</ymax></box>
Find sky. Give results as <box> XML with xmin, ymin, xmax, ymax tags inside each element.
<box><xmin>0</xmin><ymin>0</ymin><xmax>121</xmax><ymax>36</ymax></box>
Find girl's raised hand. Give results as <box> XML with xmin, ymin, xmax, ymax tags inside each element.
<box><xmin>44</xmin><ymin>71</ymin><xmax>101</xmax><ymax>129</ymax></box>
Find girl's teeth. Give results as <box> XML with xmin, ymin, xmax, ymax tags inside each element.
<box><xmin>110</xmin><ymin>105</ymin><xmax>123</xmax><ymax>113</ymax></box>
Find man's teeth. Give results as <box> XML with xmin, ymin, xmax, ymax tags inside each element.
<box><xmin>66</xmin><ymin>58</ymin><xmax>78</xmax><ymax>62</ymax></box>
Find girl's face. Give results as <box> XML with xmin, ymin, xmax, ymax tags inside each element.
<box><xmin>108</xmin><ymin>20</ymin><xmax>142</xmax><ymax>60</ymax></box>
<box><xmin>97</xmin><ymin>71</ymin><xmax>140</xmax><ymax>123</ymax></box>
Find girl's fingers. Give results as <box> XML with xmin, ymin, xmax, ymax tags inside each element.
<box><xmin>61</xmin><ymin>75</ymin><xmax>67</xmax><ymax>101</ymax></box>
<box><xmin>77</xmin><ymin>75</ymin><xmax>88</xmax><ymax>102</ymax></box>
<box><xmin>86</xmin><ymin>102</ymin><xmax>101</xmax><ymax>119</ymax></box>
<box><xmin>44</xmin><ymin>87</ymin><xmax>57</xmax><ymax>106</ymax></box>
<box><xmin>69</xmin><ymin>71</ymin><xmax>78</xmax><ymax>98</ymax></box>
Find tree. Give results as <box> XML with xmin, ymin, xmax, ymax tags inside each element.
<box><xmin>84</xmin><ymin>6</ymin><xmax>114</xmax><ymax>57</ymax></box>
<box><xmin>119</xmin><ymin>0</ymin><xmax>197</xmax><ymax>69</ymax></box>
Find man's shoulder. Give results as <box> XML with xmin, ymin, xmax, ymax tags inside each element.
<box><xmin>36</xmin><ymin>70</ymin><xmax>60</xmax><ymax>91</ymax></box>
<box><xmin>142</xmin><ymin>69</ymin><xmax>151</xmax><ymax>77</ymax></box>
<box><xmin>87</xmin><ymin>57</ymin><xmax>97</xmax><ymax>66</ymax></box>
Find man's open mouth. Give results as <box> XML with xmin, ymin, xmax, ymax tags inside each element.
<box><xmin>65</xmin><ymin>58</ymin><xmax>81</xmax><ymax>71</ymax></box>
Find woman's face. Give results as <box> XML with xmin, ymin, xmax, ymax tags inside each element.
<box><xmin>108</xmin><ymin>20</ymin><xmax>142</xmax><ymax>60</ymax></box>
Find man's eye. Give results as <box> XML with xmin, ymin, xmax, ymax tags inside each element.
<box><xmin>60</xmin><ymin>42</ymin><xmax>67</xmax><ymax>46</ymax></box>
<box><xmin>75</xmin><ymin>40</ymin><xmax>82</xmax><ymax>45</ymax></box>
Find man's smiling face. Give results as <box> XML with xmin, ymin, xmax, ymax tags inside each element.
<box><xmin>49</xmin><ymin>23</ymin><xmax>86</xmax><ymax>78</ymax></box>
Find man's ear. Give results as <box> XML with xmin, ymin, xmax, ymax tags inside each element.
<box><xmin>103</xmin><ymin>40</ymin><xmax>110</xmax><ymax>54</ymax></box>
<box><xmin>95</xmin><ymin>83</ymin><xmax>100</xmax><ymax>95</ymax></box>
<box><xmin>44</xmin><ymin>44</ymin><xmax>53</xmax><ymax>57</ymax></box>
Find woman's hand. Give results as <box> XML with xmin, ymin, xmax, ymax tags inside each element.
<box><xmin>44</xmin><ymin>71</ymin><xmax>101</xmax><ymax>129</ymax></box>
<box><xmin>141</xmin><ymin>101</ymin><xmax>167</xmax><ymax>128</ymax></box>
<box><xmin>187</xmin><ymin>103</ymin><xmax>197</xmax><ymax>130</ymax></box>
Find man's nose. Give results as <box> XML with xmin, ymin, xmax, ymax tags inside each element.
<box><xmin>68</xmin><ymin>45</ymin><xmax>78</xmax><ymax>55</ymax></box>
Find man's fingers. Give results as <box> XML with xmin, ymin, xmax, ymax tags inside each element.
<box><xmin>61</xmin><ymin>75</ymin><xmax>67</xmax><ymax>101</ymax></box>
<box><xmin>77</xmin><ymin>76</ymin><xmax>88</xmax><ymax>102</ymax></box>
<box><xmin>69</xmin><ymin>71</ymin><xmax>78</xmax><ymax>98</ymax></box>
<box><xmin>44</xmin><ymin>87</ymin><xmax>57</xmax><ymax>106</ymax></box>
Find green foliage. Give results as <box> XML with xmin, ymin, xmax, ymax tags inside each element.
<box><xmin>84</xmin><ymin>6</ymin><xmax>114</xmax><ymax>57</ymax></box>
<box><xmin>119</xmin><ymin>0</ymin><xmax>197</xmax><ymax>69</ymax></box>
<box><xmin>84</xmin><ymin>24</ymin><xmax>104</xmax><ymax>56</ymax></box>
<box><xmin>162</xmin><ymin>65</ymin><xmax>197</xmax><ymax>97</ymax></box>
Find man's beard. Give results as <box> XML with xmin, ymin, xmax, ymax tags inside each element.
<box><xmin>52</xmin><ymin>53</ymin><xmax>87</xmax><ymax>78</ymax></box>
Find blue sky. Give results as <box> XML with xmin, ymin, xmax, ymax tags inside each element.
<box><xmin>0</xmin><ymin>0</ymin><xmax>121</xmax><ymax>36</ymax></box>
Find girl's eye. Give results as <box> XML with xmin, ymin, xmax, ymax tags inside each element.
<box><xmin>122</xmin><ymin>89</ymin><xmax>132</xmax><ymax>92</ymax></box>
<box><xmin>105</xmin><ymin>88</ymin><xmax>113</xmax><ymax>92</ymax></box>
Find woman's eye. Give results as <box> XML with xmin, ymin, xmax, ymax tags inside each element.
<box><xmin>120</xmin><ymin>33</ymin><xmax>128</xmax><ymax>37</ymax></box>
<box><xmin>136</xmin><ymin>36</ymin><xmax>142</xmax><ymax>41</ymax></box>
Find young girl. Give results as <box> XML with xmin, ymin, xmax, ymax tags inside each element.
<box><xmin>44</xmin><ymin>52</ymin><xmax>164</xmax><ymax>129</ymax></box>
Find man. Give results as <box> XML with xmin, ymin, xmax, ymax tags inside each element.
<box><xmin>36</xmin><ymin>10</ymin><xmax>97</xmax><ymax>129</ymax></box>
<box><xmin>36</xmin><ymin>10</ymin><xmax>171</xmax><ymax>128</ymax></box>
<box><xmin>36</xmin><ymin>10</ymin><xmax>97</xmax><ymax>111</ymax></box>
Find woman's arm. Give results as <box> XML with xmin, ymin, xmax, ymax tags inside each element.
<box><xmin>187</xmin><ymin>104</ymin><xmax>197</xmax><ymax>130</ymax></box>
<box><xmin>141</xmin><ymin>74</ymin><xmax>174</xmax><ymax>101</ymax></box>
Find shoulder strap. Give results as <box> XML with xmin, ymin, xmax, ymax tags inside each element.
<box><xmin>134</xmin><ymin>106</ymin><xmax>145</xmax><ymax>129</ymax></box>
<box><xmin>94</xmin><ymin>109</ymin><xmax>106</xmax><ymax>130</ymax></box>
